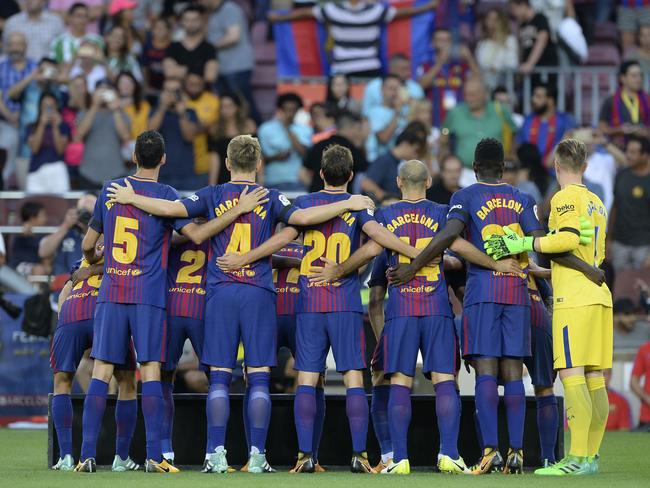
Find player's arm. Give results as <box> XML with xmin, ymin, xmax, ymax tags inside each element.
<box><xmin>108</xmin><ymin>178</ymin><xmax>190</xmax><ymax>217</ymax></box>
<box><xmin>286</xmin><ymin>195</ymin><xmax>375</xmax><ymax>227</ymax></box>
<box><xmin>217</xmin><ymin>226</ymin><xmax>300</xmax><ymax>271</ymax></box>
<box><xmin>309</xmin><ymin>240</ymin><xmax>383</xmax><ymax>284</ymax></box>
<box><xmin>70</xmin><ymin>262</ymin><xmax>104</xmax><ymax>286</ymax></box>
<box><xmin>272</xmin><ymin>254</ymin><xmax>301</xmax><ymax>269</ymax></box>
<box><xmin>369</xmin><ymin>284</ymin><xmax>387</xmax><ymax>340</ymax></box>
<box><xmin>81</xmin><ymin>228</ymin><xmax>102</xmax><ymax>264</ymax></box>
<box><xmin>362</xmin><ymin>220</ymin><xmax>419</xmax><ymax>259</ymax></box>
<box><xmin>387</xmin><ymin>219</ymin><xmax>465</xmax><ymax>285</ymax></box>
<box><xmin>57</xmin><ymin>280</ymin><xmax>73</xmax><ymax>313</ymax></box>
<box><xmin>449</xmin><ymin>237</ymin><xmax>523</xmax><ymax>275</ymax></box>
<box><xmin>528</xmin><ymin>258</ymin><xmax>551</xmax><ymax>279</ymax></box>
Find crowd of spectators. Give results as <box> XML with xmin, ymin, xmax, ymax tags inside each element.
<box><xmin>0</xmin><ymin>0</ymin><xmax>649</xmax><ymax>421</ymax></box>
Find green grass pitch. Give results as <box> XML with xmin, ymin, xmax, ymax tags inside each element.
<box><xmin>4</xmin><ymin>429</ymin><xmax>650</xmax><ymax>487</ymax></box>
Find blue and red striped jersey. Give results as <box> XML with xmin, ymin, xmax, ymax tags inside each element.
<box><xmin>180</xmin><ymin>181</ymin><xmax>298</xmax><ymax>293</ymax></box>
<box><xmin>294</xmin><ymin>190</ymin><xmax>375</xmax><ymax>313</ymax></box>
<box><xmin>166</xmin><ymin>239</ymin><xmax>210</xmax><ymax>320</ymax></box>
<box><xmin>620</xmin><ymin>1</ymin><xmax>650</xmax><ymax>8</ymax></box>
<box><xmin>58</xmin><ymin>259</ymin><xmax>102</xmax><ymax>326</ymax></box>
<box><xmin>528</xmin><ymin>276</ymin><xmax>550</xmax><ymax>329</ymax></box>
<box><xmin>274</xmin><ymin>243</ymin><xmax>303</xmax><ymax>316</ymax></box>
<box><xmin>516</xmin><ymin>112</ymin><xmax>575</xmax><ymax>171</ymax></box>
<box><xmin>376</xmin><ymin>200</ymin><xmax>453</xmax><ymax>318</ymax></box>
<box><xmin>447</xmin><ymin>182</ymin><xmax>542</xmax><ymax>306</ymax></box>
<box><xmin>90</xmin><ymin>176</ymin><xmax>188</xmax><ymax>308</ymax></box>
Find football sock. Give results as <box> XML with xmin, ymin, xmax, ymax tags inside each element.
<box><xmin>346</xmin><ymin>387</ymin><xmax>369</xmax><ymax>453</ymax></box>
<box><xmin>388</xmin><ymin>384</ymin><xmax>411</xmax><ymax>462</ymax></box>
<box><xmin>141</xmin><ymin>381</ymin><xmax>163</xmax><ymax>462</ymax></box>
<box><xmin>160</xmin><ymin>381</ymin><xmax>174</xmax><ymax>458</ymax></box>
<box><xmin>474</xmin><ymin>409</ymin><xmax>484</xmax><ymax>451</ymax></box>
<box><xmin>536</xmin><ymin>394</ymin><xmax>558</xmax><ymax>463</ymax></box>
<box><xmin>52</xmin><ymin>394</ymin><xmax>73</xmax><ymax>457</ymax></box>
<box><xmin>475</xmin><ymin>375</ymin><xmax>499</xmax><ymax>449</ymax></box>
<box><xmin>371</xmin><ymin>385</ymin><xmax>392</xmax><ymax>462</ymax></box>
<box><xmin>586</xmin><ymin>376</ymin><xmax>608</xmax><ymax>457</ymax></box>
<box><xmin>294</xmin><ymin>384</ymin><xmax>316</xmax><ymax>454</ymax></box>
<box><xmin>80</xmin><ymin>379</ymin><xmax>108</xmax><ymax>461</ymax></box>
<box><xmin>562</xmin><ymin>375</ymin><xmax>592</xmax><ymax>457</ymax></box>
<box><xmin>115</xmin><ymin>399</ymin><xmax>137</xmax><ymax>460</ymax></box>
<box><xmin>504</xmin><ymin>380</ymin><xmax>526</xmax><ymax>450</ymax></box>
<box><xmin>247</xmin><ymin>372</ymin><xmax>271</xmax><ymax>454</ymax></box>
<box><xmin>313</xmin><ymin>386</ymin><xmax>326</xmax><ymax>461</ymax></box>
<box><xmin>434</xmin><ymin>380</ymin><xmax>460</xmax><ymax>459</ymax></box>
<box><xmin>206</xmin><ymin>370</ymin><xmax>231</xmax><ymax>453</ymax></box>
<box><xmin>243</xmin><ymin>383</ymin><xmax>251</xmax><ymax>452</ymax></box>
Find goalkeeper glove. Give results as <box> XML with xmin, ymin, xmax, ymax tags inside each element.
<box><xmin>484</xmin><ymin>226</ymin><xmax>535</xmax><ymax>260</ymax></box>
<box><xmin>546</xmin><ymin>216</ymin><xmax>594</xmax><ymax>245</ymax></box>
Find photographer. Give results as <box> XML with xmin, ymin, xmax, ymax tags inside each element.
<box><xmin>75</xmin><ymin>83</ymin><xmax>131</xmax><ymax>189</ymax></box>
<box><xmin>38</xmin><ymin>192</ymin><xmax>97</xmax><ymax>276</ymax></box>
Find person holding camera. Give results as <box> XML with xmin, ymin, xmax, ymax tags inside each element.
<box><xmin>147</xmin><ymin>77</ymin><xmax>200</xmax><ymax>190</ymax></box>
<box><xmin>25</xmin><ymin>91</ymin><xmax>70</xmax><ymax>193</ymax></box>
<box><xmin>75</xmin><ymin>84</ymin><xmax>131</xmax><ymax>189</ymax></box>
<box><xmin>38</xmin><ymin>192</ymin><xmax>97</xmax><ymax>277</ymax></box>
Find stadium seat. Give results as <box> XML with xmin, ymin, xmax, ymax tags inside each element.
<box><xmin>586</xmin><ymin>43</ymin><xmax>622</xmax><ymax>66</ymax></box>
<box><xmin>593</xmin><ymin>22</ymin><xmax>620</xmax><ymax>47</ymax></box>
<box><xmin>613</xmin><ymin>267</ymin><xmax>650</xmax><ymax>301</ymax></box>
<box><xmin>0</xmin><ymin>195</ymin><xmax>72</xmax><ymax>227</ymax></box>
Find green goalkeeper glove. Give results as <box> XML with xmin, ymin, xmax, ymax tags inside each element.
<box><xmin>484</xmin><ymin>226</ymin><xmax>535</xmax><ymax>260</ymax></box>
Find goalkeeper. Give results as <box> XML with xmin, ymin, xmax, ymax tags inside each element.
<box><xmin>485</xmin><ymin>139</ymin><xmax>613</xmax><ymax>476</ymax></box>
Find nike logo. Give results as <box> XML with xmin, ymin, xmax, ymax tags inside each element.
<box><xmin>160</xmin><ymin>466</ymin><xmax>170</xmax><ymax>472</ymax></box>
<box><xmin>451</xmin><ymin>460</ymin><xmax>466</xmax><ymax>471</ymax></box>
<box><xmin>386</xmin><ymin>464</ymin><xmax>398</xmax><ymax>473</ymax></box>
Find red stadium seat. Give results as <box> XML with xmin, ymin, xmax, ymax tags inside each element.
<box><xmin>593</xmin><ymin>22</ymin><xmax>620</xmax><ymax>46</ymax></box>
<box><xmin>613</xmin><ymin>267</ymin><xmax>650</xmax><ymax>302</ymax></box>
<box><xmin>586</xmin><ymin>43</ymin><xmax>621</xmax><ymax>66</ymax></box>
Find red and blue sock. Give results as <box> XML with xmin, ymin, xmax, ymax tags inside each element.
<box><xmin>388</xmin><ymin>384</ymin><xmax>411</xmax><ymax>462</ymax></box>
<box><xmin>247</xmin><ymin>372</ymin><xmax>271</xmax><ymax>454</ymax></box>
<box><xmin>536</xmin><ymin>394</ymin><xmax>558</xmax><ymax>463</ymax></box>
<box><xmin>313</xmin><ymin>387</ymin><xmax>326</xmax><ymax>462</ymax></box>
<box><xmin>346</xmin><ymin>387</ymin><xmax>369</xmax><ymax>453</ymax></box>
<box><xmin>80</xmin><ymin>379</ymin><xmax>108</xmax><ymax>461</ymax></box>
<box><xmin>206</xmin><ymin>371</ymin><xmax>231</xmax><ymax>453</ymax></box>
<box><xmin>141</xmin><ymin>381</ymin><xmax>163</xmax><ymax>462</ymax></box>
<box><xmin>434</xmin><ymin>380</ymin><xmax>460</xmax><ymax>459</ymax></box>
<box><xmin>115</xmin><ymin>399</ymin><xmax>137</xmax><ymax>460</ymax></box>
<box><xmin>371</xmin><ymin>385</ymin><xmax>392</xmax><ymax>461</ymax></box>
<box><xmin>160</xmin><ymin>381</ymin><xmax>174</xmax><ymax>457</ymax></box>
<box><xmin>52</xmin><ymin>394</ymin><xmax>73</xmax><ymax>458</ymax></box>
<box><xmin>504</xmin><ymin>380</ymin><xmax>525</xmax><ymax>450</ymax></box>
<box><xmin>294</xmin><ymin>384</ymin><xmax>316</xmax><ymax>454</ymax></box>
<box><xmin>475</xmin><ymin>375</ymin><xmax>499</xmax><ymax>449</ymax></box>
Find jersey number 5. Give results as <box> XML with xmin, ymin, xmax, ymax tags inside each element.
<box><xmin>112</xmin><ymin>216</ymin><xmax>139</xmax><ymax>264</ymax></box>
<box><xmin>300</xmin><ymin>230</ymin><xmax>351</xmax><ymax>276</ymax></box>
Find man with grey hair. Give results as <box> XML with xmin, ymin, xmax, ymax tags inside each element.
<box><xmin>3</xmin><ymin>0</ymin><xmax>64</xmax><ymax>62</ymax></box>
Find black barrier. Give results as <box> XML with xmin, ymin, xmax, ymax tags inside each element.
<box><xmin>48</xmin><ymin>393</ymin><xmax>563</xmax><ymax>468</ymax></box>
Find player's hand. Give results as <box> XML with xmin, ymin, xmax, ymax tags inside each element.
<box><xmin>107</xmin><ymin>178</ymin><xmax>135</xmax><ymax>204</ymax></box>
<box><xmin>236</xmin><ymin>185</ymin><xmax>269</xmax><ymax>214</ymax></box>
<box><xmin>585</xmin><ymin>266</ymin><xmax>606</xmax><ymax>286</ymax></box>
<box><xmin>347</xmin><ymin>195</ymin><xmax>375</xmax><ymax>212</ymax></box>
<box><xmin>216</xmin><ymin>252</ymin><xmax>248</xmax><ymax>271</ymax></box>
<box><xmin>71</xmin><ymin>266</ymin><xmax>93</xmax><ymax>286</ymax></box>
<box><xmin>387</xmin><ymin>263</ymin><xmax>416</xmax><ymax>286</ymax></box>
<box><xmin>493</xmin><ymin>257</ymin><xmax>524</xmax><ymax>277</ymax></box>
<box><xmin>578</xmin><ymin>216</ymin><xmax>595</xmax><ymax>245</ymax></box>
<box><xmin>309</xmin><ymin>257</ymin><xmax>341</xmax><ymax>284</ymax></box>
<box><xmin>484</xmin><ymin>227</ymin><xmax>534</xmax><ymax>260</ymax></box>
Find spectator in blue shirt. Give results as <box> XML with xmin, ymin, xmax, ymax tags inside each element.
<box><xmin>258</xmin><ymin>92</ymin><xmax>312</xmax><ymax>191</ymax></box>
<box><xmin>516</xmin><ymin>83</ymin><xmax>575</xmax><ymax>173</ymax></box>
<box><xmin>148</xmin><ymin>77</ymin><xmax>200</xmax><ymax>190</ymax></box>
<box><xmin>366</xmin><ymin>74</ymin><xmax>409</xmax><ymax>161</ymax></box>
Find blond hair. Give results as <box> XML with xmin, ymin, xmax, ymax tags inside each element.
<box><xmin>554</xmin><ymin>138</ymin><xmax>587</xmax><ymax>172</ymax></box>
<box><xmin>226</xmin><ymin>135</ymin><xmax>261</xmax><ymax>172</ymax></box>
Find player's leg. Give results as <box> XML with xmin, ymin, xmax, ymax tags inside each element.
<box><xmin>202</xmin><ymin>286</ymin><xmax>239</xmax><ymax>473</ymax></box>
<box><xmin>51</xmin><ymin>319</ymin><xmax>93</xmax><ymax>470</ymax></box>
<box><xmin>370</xmin><ymin>332</ymin><xmax>392</xmax><ymax>471</ymax></box>
<box><xmin>331</xmin><ymin>311</ymin><xmax>371</xmax><ymax>473</ymax></box>
<box><xmin>112</xmin><ymin>363</ymin><xmax>139</xmax><ymax>472</ymax></box>
<box><xmin>292</xmin><ymin>312</ymin><xmax>329</xmax><ymax>473</ymax></box>
<box><xmin>240</xmin><ymin>287</ymin><xmax>277</xmax><ymax>473</ymax></box>
<box><xmin>534</xmin><ymin>386</ymin><xmax>558</xmax><ymax>466</ymax></box>
<box><xmin>425</xmin><ymin>316</ymin><xmax>468</xmax><ymax>474</ymax></box>
<box><xmin>313</xmin><ymin>373</ymin><xmax>326</xmax><ymax>471</ymax></box>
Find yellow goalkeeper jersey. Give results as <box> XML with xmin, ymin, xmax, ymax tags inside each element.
<box><xmin>545</xmin><ymin>184</ymin><xmax>612</xmax><ymax>309</ymax></box>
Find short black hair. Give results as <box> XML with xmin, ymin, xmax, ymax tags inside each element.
<box><xmin>135</xmin><ymin>131</ymin><xmax>165</xmax><ymax>169</ymax></box>
<box><xmin>181</xmin><ymin>4</ymin><xmax>206</xmax><ymax>16</ymax></box>
<box><xmin>492</xmin><ymin>85</ymin><xmax>508</xmax><ymax>97</ymax></box>
<box><xmin>474</xmin><ymin>138</ymin><xmax>505</xmax><ymax>177</ymax></box>
<box><xmin>510</xmin><ymin>0</ymin><xmax>530</xmax><ymax>5</ymax></box>
<box><xmin>276</xmin><ymin>92</ymin><xmax>303</xmax><ymax>109</ymax></box>
<box><xmin>382</xmin><ymin>74</ymin><xmax>401</xmax><ymax>86</ymax></box>
<box><xmin>619</xmin><ymin>60</ymin><xmax>640</xmax><ymax>77</ymax></box>
<box><xmin>335</xmin><ymin>110</ymin><xmax>362</xmax><ymax>129</ymax></box>
<box><xmin>68</xmin><ymin>2</ymin><xmax>88</xmax><ymax>15</ymax></box>
<box><xmin>626</xmin><ymin>134</ymin><xmax>650</xmax><ymax>154</ymax></box>
<box><xmin>396</xmin><ymin>127</ymin><xmax>425</xmax><ymax>147</ymax></box>
<box><xmin>534</xmin><ymin>82</ymin><xmax>557</xmax><ymax>103</ymax></box>
<box><xmin>321</xmin><ymin>144</ymin><xmax>353</xmax><ymax>186</ymax></box>
<box><xmin>21</xmin><ymin>201</ymin><xmax>44</xmax><ymax>222</ymax></box>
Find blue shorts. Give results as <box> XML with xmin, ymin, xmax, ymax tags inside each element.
<box><xmin>384</xmin><ymin>316</ymin><xmax>457</xmax><ymax>378</ymax></box>
<box><xmin>51</xmin><ymin>319</ymin><xmax>136</xmax><ymax>373</ymax></box>
<box><xmin>371</xmin><ymin>330</ymin><xmax>386</xmax><ymax>374</ymax></box>
<box><xmin>524</xmin><ymin>301</ymin><xmax>556</xmax><ymax>387</ymax></box>
<box><xmin>461</xmin><ymin>303</ymin><xmax>531</xmax><ymax>359</ymax></box>
<box><xmin>162</xmin><ymin>316</ymin><xmax>204</xmax><ymax>372</ymax></box>
<box><xmin>203</xmin><ymin>284</ymin><xmax>277</xmax><ymax>369</ymax></box>
<box><xmin>92</xmin><ymin>302</ymin><xmax>166</xmax><ymax>364</ymax></box>
<box><xmin>277</xmin><ymin>314</ymin><xmax>296</xmax><ymax>356</ymax></box>
<box><xmin>295</xmin><ymin>311</ymin><xmax>365</xmax><ymax>373</ymax></box>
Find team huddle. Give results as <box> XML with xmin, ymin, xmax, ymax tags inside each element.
<box><xmin>49</xmin><ymin>130</ymin><xmax>613</xmax><ymax>476</ymax></box>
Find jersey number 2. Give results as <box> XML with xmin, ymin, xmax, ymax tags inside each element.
<box><xmin>176</xmin><ymin>250</ymin><xmax>206</xmax><ymax>284</ymax></box>
<box><xmin>300</xmin><ymin>230</ymin><xmax>351</xmax><ymax>276</ymax></box>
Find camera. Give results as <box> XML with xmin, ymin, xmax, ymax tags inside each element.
<box><xmin>77</xmin><ymin>208</ymin><xmax>92</xmax><ymax>227</ymax></box>
<box><xmin>42</xmin><ymin>66</ymin><xmax>57</xmax><ymax>80</ymax></box>
<box><xmin>102</xmin><ymin>89</ymin><xmax>117</xmax><ymax>104</ymax></box>
<box><xmin>0</xmin><ymin>292</ymin><xmax>22</xmax><ymax>319</ymax></box>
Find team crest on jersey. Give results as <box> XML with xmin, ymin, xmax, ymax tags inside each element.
<box><xmin>278</xmin><ymin>193</ymin><xmax>291</xmax><ymax>206</ymax></box>
<box><xmin>105</xmin><ymin>200</ymin><xmax>115</xmax><ymax>211</ymax></box>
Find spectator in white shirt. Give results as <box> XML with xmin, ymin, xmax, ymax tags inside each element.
<box><xmin>3</xmin><ymin>0</ymin><xmax>65</xmax><ymax>62</ymax></box>
<box><xmin>476</xmin><ymin>8</ymin><xmax>519</xmax><ymax>90</ymax></box>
